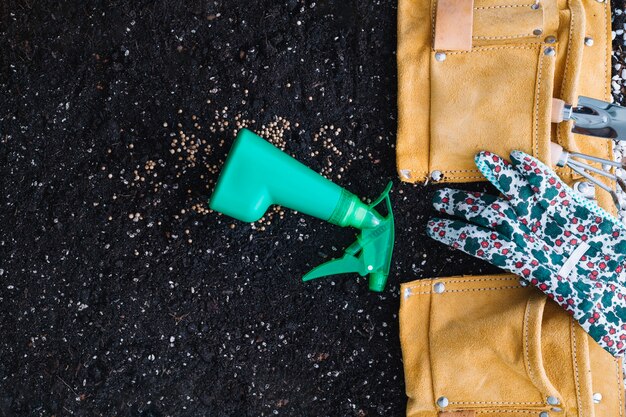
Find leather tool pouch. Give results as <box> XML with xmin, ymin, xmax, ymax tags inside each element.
<box><xmin>399</xmin><ymin>274</ymin><xmax>625</xmax><ymax>417</ymax></box>
<box><xmin>396</xmin><ymin>0</ymin><xmax>615</xmax><ymax>213</ymax></box>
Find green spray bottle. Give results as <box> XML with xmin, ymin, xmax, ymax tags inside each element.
<box><xmin>209</xmin><ymin>128</ymin><xmax>394</xmax><ymax>292</ymax></box>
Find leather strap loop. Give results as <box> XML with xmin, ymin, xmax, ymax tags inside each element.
<box><xmin>434</xmin><ymin>0</ymin><xmax>474</xmax><ymax>51</ymax></box>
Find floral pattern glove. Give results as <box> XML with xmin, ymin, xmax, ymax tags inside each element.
<box><xmin>427</xmin><ymin>150</ymin><xmax>626</xmax><ymax>357</ymax></box>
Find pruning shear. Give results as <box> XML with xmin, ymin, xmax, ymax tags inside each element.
<box><xmin>554</xmin><ymin>96</ymin><xmax>626</xmax><ymax>140</ymax></box>
<box><xmin>551</xmin><ymin>96</ymin><xmax>626</xmax><ymax>210</ymax></box>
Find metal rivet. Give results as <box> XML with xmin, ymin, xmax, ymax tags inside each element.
<box><xmin>533</xmin><ymin>28</ymin><xmax>543</xmax><ymax>36</ymax></box>
<box><xmin>437</xmin><ymin>397</ymin><xmax>449</xmax><ymax>408</ymax></box>
<box><xmin>404</xmin><ymin>288</ymin><xmax>412</xmax><ymax>299</ymax></box>
<box><xmin>400</xmin><ymin>169</ymin><xmax>412</xmax><ymax>180</ymax></box>
<box><xmin>547</xmin><ymin>396</ymin><xmax>560</xmax><ymax>406</ymax></box>
<box><xmin>367</xmin><ymin>265</ymin><xmax>373</xmax><ymax>271</ymax></box>
<box><xmin>544</xmin><ymin>47</ymin><xmax>556</xmax><ymax>57</ymax></box>
<box><xmin>430</xmin><ymin>170</ymin><xmax>443</xmax><ymax>181</ymax></box>
<box><xmin>593</xmin><ymin>392</ymin><xmax>603</xmax><ymax>403</ymax></box>
<box><xmin>433</xmin><ymin>282</ymin><xmax>446</xmax><ymax>294</ymax></box>
<box><xmin>531</xmin><ymin>2</ymin><xmax>541</xmax><ymax>9</ymax></box>
<box><xmin>595</xmin><ymin>0</ymin><xmax>604</xmax><ymax>3</ymax></box>
<box><xmin>519</xmin><ymin>279</ymin><xmax>529</xmax><ymax>287</ymax></box>
<box><xmin>574</xmin><ymin>181</ymin><xmax>595</xmax><ymax>199</ymax></box>
<box><xmin>584</xmin><ymin>36</ymin><xmax>594</xmax><ymax>46</ymax></box>
<box><xmin>539</xmin><ymin>412</ymin><xmax>549</xmax><ymax>417</ymax></box>
<box><xmin>435</xmin><ymin>52</ymin><xmax>446</xmax><ymax>62</ymax></box>
<box><xmin>545</xmin><ymin>36</ymin><xmax>557</xmax><ymax>44</ymax></box>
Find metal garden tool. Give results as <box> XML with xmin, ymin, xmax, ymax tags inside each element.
<box><xmin>209</xmin><ymin>128</ymin><xmax>395</xmax><ymax>292</ymax></box>
<box><xmin>550</xmin><ymin>142</ymin><xmax>625</xmax><ymax>210</ymax></box>
<box><xmin>553</xmin><ymin>96</ymin><xmax>626</xmax><ymax>140</ymax></box>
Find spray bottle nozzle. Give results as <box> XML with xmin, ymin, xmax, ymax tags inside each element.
<box><xmin>360</xmin><ymin>211</ymin><xmax>382</xmax><ymax>229</ymax></box>
<box><xmin>302</xmin><ymin>182</ymin><xmax>395</xmax><ymax>292</ymax></box>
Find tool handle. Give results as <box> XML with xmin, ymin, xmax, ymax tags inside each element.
<box><xmin>549</xmin><ymin>142</ymin><xmax>567</xmax><ymax>167</ymax></box>
<box><xmin>551</xmin><ymin>98</ymin><xmax>566</xmax><ymax>123</ymax></box>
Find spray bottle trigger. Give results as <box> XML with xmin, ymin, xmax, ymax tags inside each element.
<box><xmin>301</xmin><ymin>253</ymin><xmax>368</xmax><ymax>282</ymax></box>
<box><xmin>302</xmin><ymin>182</ymin><xmax>395</xmax><ymax>292</ymax></box>
<box><xmin>365</xmin><ymin>182</ymin><xmax>395</xmax><ymax>291</ymax></box>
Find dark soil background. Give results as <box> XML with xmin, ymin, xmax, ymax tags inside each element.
<box><xmin>0</xmin><ymin>1</ymin><xmax>624</xmax><ymax>416</ymax></box>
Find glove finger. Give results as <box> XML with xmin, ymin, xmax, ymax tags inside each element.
<box><xmin>474</xmin><ymin>151</ymin><xmax>537</xmax><ymax>222</ymax></box>
<box><xmin>576</xmin><ymin>248</ymin><xmax>624</xmax><ymax>288</ymax></box>
<box><xmin>477</xmin><ymin>150</ymin><xmax>573</xmax><ymax>252</ymax></box>
<box><xmin>433</xmin><ymin>189</ymin><xmax>536</xmax><ymax>245</ymax></box>
<box><xmin>432</xmin><ymin>183</ymin><xmax>605</xmax><ymax>264</ymax></box>
<box><xmin>511</xmin><ymin>150</ymin><xmax>592</xmax><ymax>219</ymax></box>
<box><xmin>427</xmin><ymin>218</ymin><xmax>532</xmax><ymax>273</ymax></box>
<box><xmin>432</xmin><ymin>188</ymin><xmax>498</xmax><ymax>221</ymax></box>
<box><xmin>510</xmin><ymin>150</ymin><xmax>626</xmax><ymax>250</ymax></box>
<box><xmin>427</xmin><ymin>218</ymin><xmax>594</xmax><ymax>291</ymax></box>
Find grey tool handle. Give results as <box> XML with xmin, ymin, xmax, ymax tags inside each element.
<box><xmin>563</xmin><ymin>96</ymin><xmax>626</xmax><ymax>140</ymax></box>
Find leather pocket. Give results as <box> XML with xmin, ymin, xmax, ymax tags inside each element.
<box><xmin>428</xmin><ymin>43</ymin><xmax>556</xmax><ymax>182</ymax></box>
<box><xmin>472</xmin><ymin>1</ymin><xmax>544</xmax><ymax>45</ymax></box>
<box><xmin>399</xmin><ymin>275</ymin><xmax>565</xmax><ymax>417</ymax></box>
<box><xmin>427</xmin><ymin>278</ymin><xmax>559</xmax><ymax>412</ymax></box>
<box><xmin>400</xmin><ymin>275</ymin><xmax>625</xmax><ymax>417</ymax></box>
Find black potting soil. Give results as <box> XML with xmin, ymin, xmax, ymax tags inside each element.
<box><xmin>1</xmin><ymin>1</ymin><xmax>624</xmax><ymax>416</ymax></box>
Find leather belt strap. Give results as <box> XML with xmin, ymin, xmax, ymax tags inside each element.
<box><xmin>439</xmin><ymin>412</ymin><xmax>476</xmax><ymax>417</ymax></box>
<box><xmin>433</xmin><ymin>0</ymin><xmax>474</xmax><ymax>51</ymax></box>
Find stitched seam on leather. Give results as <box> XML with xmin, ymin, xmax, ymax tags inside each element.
<box><xmin>450</xmin><ymin>401</ymin><xmax>544</xmax><ymax>405</ymax></box>
<box><xmin>436</xmin><ymin>169</ymin><xmax>479</xmax><ymax>172</ymax></box>
<box><xmin>602</xmin><ymin>0</ymin><xmax>608</xmax><ymax>102</ymax></box>
<box><xmin>403</xmin><ymin>277</ymin><xmax>519</xmax><ymax>290</ymax></box>
<box><xmin>427</xmin><ymin>289</ymin><xmax>437</xmax><ymax>410</ymax></box>
<box><xmin>443</xmin><ymin>277</ymin><xmax>517</xmax><ymax>283</ymax></box>
<box><xmin>523</xmin><ymin>300</ymin><xmax>540</xmax><ymax>392</ymax></box>
<box><xmin>446</xmin><ymin>286</ymin><xmax>523</xmax><ymax>293</ymax></box>
<box><xmin>437</xmin><ymin>277</ymin><xmax>517</xmax><ymax>284</ymax></box>
<box><xmin>430</xmin><ymin>170</ymin><xmax>483</xmax><ymax>179</ymax></box>
<box><xmin>570</xmin><ymin>320</ymin><xmax>582</xmax><ymax>417</ymax></box>
<box><xmin>423</xmin><ymin>171</ymin><xmax>487</xmax><ymax>180</ymax></box>
<box><xmin>602</xmin><ymin>0</ymin><xmax>611</xmax><ymax>174</ymax></box>
<box><xmin>447</xmin><ymin>45</ymin><xmax>540</xmax><ymax>55</ymax></box>
<box><xmin>444</xmin><ymin>177</ymin><xmax>486</xmax><ymax>180</ymax></box>
<box><xmin>476</xmin><ymin>411</ymin><xmax>547</xmax><ymax>415</ymax></box>
<box><xmin>408</xmin><ymin>285</ymin><xmax>525</xmax><ymax>295</ymax></box>
<box><xmin>431</xmin><ymin>0</ymin><xmax>438</xmax><ymax>47</ymax></box>
<box><xmin>473</xmin><ymin>34</ymin><xmax>534</xmax><ymax>40</ymax></box>
<box><xmin>474</xmin><ymin>4</ymin><xmax>534</xmax><ymax>9</ymax></box>
<box><xmin>556</xmin><ymin>1</ymin><xmax>575</xmax><ymax>147</ymax></box>
<box><xmin>476</xmin><ymin>411</ymin><xmax>548</xmax><ymax>415</ymax></box>
<box><xmin>617</xmin><ymin>357</ymin><xmax>624</xmax><ymax>417</ymax></box>
<box><xmin>532</xmin><ymin>51</ymin><xmax>543</xmax><ymax>157</ymax></box>
<box><xmin>428</xmin><ymin>0</ymin><xmax>435</xmax><ymax>174</ymax></box>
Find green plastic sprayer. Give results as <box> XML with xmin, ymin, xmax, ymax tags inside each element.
<box><xmin>208</xmin><ymin>129</ymin><xmax>395</xmax><ymax>292</ymax></box>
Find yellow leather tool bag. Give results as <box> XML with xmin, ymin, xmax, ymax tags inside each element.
<box><xmin>399</xmin><ymin>274</ymin><xmax>624</xmax><ymax>417</ymax></box>
<box><xmin>396</xmin><ymin>0</ymin><xmax>614</xmax><ymax>212</ymax></box>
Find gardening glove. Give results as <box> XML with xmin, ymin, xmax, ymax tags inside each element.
<box><xmin>426</xmin><ymin>150</ymin><xmax>626</xmax><ymax>357</ymax></box>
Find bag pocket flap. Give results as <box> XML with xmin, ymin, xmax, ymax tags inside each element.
<box><xmin>473</xmin><ymin>2</ymin><xmax>544</xmax><ymax>42</ymax></box>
